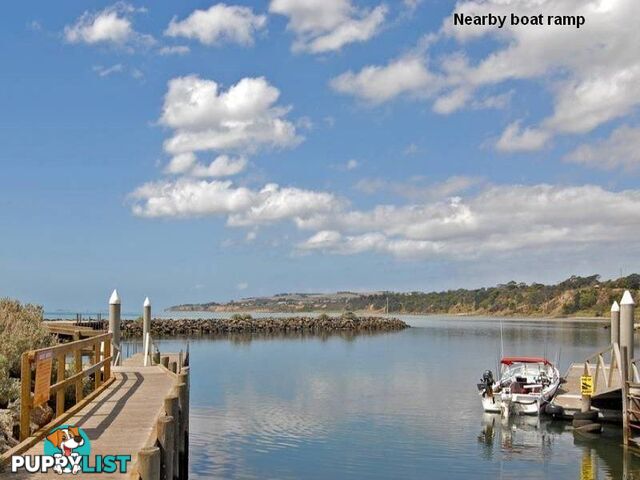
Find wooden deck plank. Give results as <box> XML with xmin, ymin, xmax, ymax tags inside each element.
<box><xmin>11</xmin><ymin>363</ymin><xmax>175</xmax><ymax>479</ymax></box>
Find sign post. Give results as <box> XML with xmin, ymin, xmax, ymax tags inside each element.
<box><xmin>581</xmin><ymin>375</ymin><xmax>594</xmax><ymax>396</ymax></box>
<box><xmin>581</xmin><ymin>366</ymin><xmax>593</xmax><ymax>412</ymax></box>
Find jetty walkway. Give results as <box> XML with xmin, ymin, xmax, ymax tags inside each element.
<box><xmin>1</xmin><ymin>292</ymin><xmax>190</xmax><ymax>480</ymax></box>
<box><xmin>549</xmin><ymin>290</ymin><xmax>640</xmax><ymax>447</ymax></box>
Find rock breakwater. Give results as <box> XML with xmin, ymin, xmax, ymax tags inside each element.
<box><xmin>121</xmin><ymin>315</ymin><xmax>408</xmax><ymax>338</ymax></box>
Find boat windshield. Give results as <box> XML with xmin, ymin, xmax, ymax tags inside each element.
<box><xmin>501</xmin><ymin>362</ymin><xmax>549</xmax><ymax>376</ymax></box>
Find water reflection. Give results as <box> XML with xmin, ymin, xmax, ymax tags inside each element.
<box><xmin>124</xmin><ymin>329</ymin><xmax>391</xmax><ymax>348</ymax></box>
<box><xmin>478</xmin><ymin>414</ymin><xmax>559</xmax><ymax>461</ymax></box>
<box><xmin>128</xmin><ymin>317</ymin><xmax>640</xmax><ymax>479</ymax></box>
<box><xmin>478</xmin><ymin>414</ymin><xmax>640</xmax><ymax>479</ymax></box>
<box><xmin>573</xmin><ymin>429</ymin><xmax>640</xmax><ymax>480</ymax></box>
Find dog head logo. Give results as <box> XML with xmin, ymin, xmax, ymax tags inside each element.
<box><xmin>47</xmin><ymin>427</ymin><xmax>84</xmax><ymax>456</ymax></box>
<box><xmin>44</xmin><ymin>425</ymin><xmax>91</xmax><ymax>475</ymax></box>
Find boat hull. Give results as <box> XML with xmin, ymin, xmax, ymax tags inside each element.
<box><xmin>480</xmin><ymin>392</ymin><xmax>502</xmax><ymax>413</ymax></box>
<box><xmin>499</xmin><ymin>380</ymin><xmax>560</xmax><ymax>416</ymax></box>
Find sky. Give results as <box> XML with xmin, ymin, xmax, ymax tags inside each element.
<box><xmin>1</xmin><ymin>0</ymin><xmax>639</xmax><ymax>312</ymax></box>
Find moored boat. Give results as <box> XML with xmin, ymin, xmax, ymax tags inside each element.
<box><xmin>478</xmin><ymin>357</ymin><xmax>560</xmax><ymax>416</ymax></box>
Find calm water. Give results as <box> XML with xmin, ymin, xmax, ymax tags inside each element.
<box><xmin>126</xmin><ymin>316</ymin><xmax>640</xmax><ymax>479</ymax></box>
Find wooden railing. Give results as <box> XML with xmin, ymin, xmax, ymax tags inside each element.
<box><xmin>582</xmin><ymin>342</ymin><xmax>624</xmax><ymax>395</ymax></box>
<box><xmin>630</xmin><ymin>356</ymin><xmax>640</xmax><ymax>383</ymax></box>
<box><xmin>20</xmin><ymin>332</ymin><xmax>113</xmax><ymax>441</ymax></box>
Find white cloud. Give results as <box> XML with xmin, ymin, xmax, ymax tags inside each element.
<box><xmin>432</xmin><ymin>87</ymin><xmax>470</xmax><ymax>114</ymax></box>
<box><xmin>92</xmin><ymin>64</ymin><xmax>124</xmax><ymax>77</ymax></box>
<box><xmin>227</xmin><ymin>183</ymin><xmax>343</xmax><ymax>227</ymax></box>
<box><xmin>236</xmin><ymin>281</ymin><xmax>249</xmax><ymax>290</ymax></box>
<box><xmin>346</xmin><ymin>159</ymin><xmax>359</xmax><ymax>171</ymax></box>
<box><xmin>331</xmin><ymin>158</ymin><xmax>361</xmax><ymax>172</ymax></box>
<box><xmin>165</xmin><ymin>153</ymin><xmax>248</xmax><ymax>177</ymax></box>
<box><xmin>565</xmin><ymin>125</ymin><xmax>640</xmax><ymax>171</ymax></box>
<box><xmin>165</xmin><ymin>4</ymin><xmax>266</xmax><ymax>46</ymax></box>
<box><xmin>64</xmin><ymin>3</ymin><xmax>152</xmax><ymax>47</ymax></box>
<box><xmin>28</xmin><ymin>20</ymin><xmax>42</xmax><ymax>31</ymax></box>
<box><xmin>296</xmin><ymin>116</ymin><xmax>314</xmax><ymax>130</ymax></box>
<box><xmin>298</xmin><ymin>184</ymin><xmax>640</xmax><ymax>259</ymax></box>
<box><xmin>158</xmin><ymin>45</ymin><xmax>190</xmax><ymax>55</ymax></box>
<box><xmin>160</xmin><ymin>75</ymin><xmax>301</xmax><ymax>156</ymax></box>
<box><xmin>331</xmin><ymin>55</ymin><xmax>435</xmax><ymax>104</ymax></box>
<box><xmin>331</xmin><ymin>0</ymin><xmax>640</xmax><ymax>150</ymax></box>
<box><xmin>403</xmin><ymin>0</ymin><xmax>422</xmax><ymax>11</ymax></box>
<box><xmin>471</xmin><ymin>91</ymin><xmax>513</xmax><ymax>110</ymax></box>
<box><xmin>164</xmin><ymin>152</ymin><xmax>197</xmax><ymax>175</ymax></box>
<box><xmin>355</xmin><ymin>176</ymin><xmax>479</xmax><ymax>201</ymax></box>
<box><xmin>131</xmin><ymin>68</ymin><xmax>144</xmax><ymax>80</ymax></box>
<box><xmin>495</xmin><ymin>122</ymin><xmax>550</xmax><ymax>153</ymax></box>
<box><xmin>403</xmin><ymin>143</ymin><xmax>419</xmax><ymax>155</ymax></box>
<box><xmin>131</xmin><ymin>179</ymin><xmax>254</xmax><ymax>218</ymax></box>
<box><xmin>269</xmin><ymin>0</ymin><xmax>387</xmax><ymax>53</ymax></box>
<box><xmin>132</xmin><ymin>169</ymin><xmax>640</xmax><ymax>263</ymax></box>
<box><xmin>193</xmin><ymin>156</ymin><xmax>248</xmax><ymax>177</ymax></box>
<box><xmin>131</xmin><ymin>179</ymin><xmax>343</xmax><ymax>226</ymax></box>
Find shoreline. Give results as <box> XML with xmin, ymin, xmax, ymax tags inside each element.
<box><xmin>159</xmin><ymin>310</ymin><xmax>610</xmax><ymax>324</ymax></box>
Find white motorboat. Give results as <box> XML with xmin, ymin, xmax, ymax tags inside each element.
<box><xmin>477</xmin><ymin>357</ymin><xmax>560</xmax><ymax>416</ymax></box>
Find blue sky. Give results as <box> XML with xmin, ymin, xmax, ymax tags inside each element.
<box><xmin>1</xmin><ymin>0</ymin><xmax>639</xmax><ymax>312</ymax></box>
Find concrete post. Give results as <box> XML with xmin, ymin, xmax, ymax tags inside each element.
<box><xmin>621</xmin><ymin>290</ymin><xmax>636</xmax><ymax>371</ymax></box>
<box><xmin>143</xmin><ymin>297</ymin><xmax>151</xmax><ymax>366</ymax></box>
<box><xmin>138</xmin><ymin>446</ymin><xmax>161</xmax><ymax>480</ymax></box>
<box><xmin>611</xmin><ymin>301</ymin><xmax>620</xmax><ymax>345</ymax></box>
<box><xmin>143</xmin><ymin>297</ymin><xmax>151</xmax><ymax>343</ymax></box>
<box><xmin>622</xmin><ymin>346</ymin><xmax>630</xmax><ymax>446</ymax></box>
<box><xmin>109</xmin><ymin>289</ymin><xmax>121</xmax><ymax>366</ymax></box>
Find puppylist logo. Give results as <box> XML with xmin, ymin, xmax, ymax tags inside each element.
<box><xmin>11</xmin><ymin>425</ymin><xmax>131</xmax><ymax>475</ymax></box>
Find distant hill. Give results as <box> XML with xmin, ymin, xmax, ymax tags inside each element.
<box><xmin>168</xmin><ymin>274</ymin><xmax>640</xmax><ymax>318</ymax></box>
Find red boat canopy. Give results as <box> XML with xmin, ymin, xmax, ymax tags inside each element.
<box><xmin>500</xmin><ymin>356</ymin><xmax>551</xmax><ymax>366</ymax></box>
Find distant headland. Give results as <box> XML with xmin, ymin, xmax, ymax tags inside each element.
<box><xmin>168</xmin><ymin>274</ymin><xmax>640</xmax><ymax>318</ymax></box>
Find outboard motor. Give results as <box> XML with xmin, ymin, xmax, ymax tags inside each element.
<box><xmin>481</xmin><ymin>370</ymin><xmax>494</xmax><ymax>386</ymax></box>
<box><xmin>477</xmin><ymin>370</ymin><xmax>495</xmax><ymax>396</ymax></box>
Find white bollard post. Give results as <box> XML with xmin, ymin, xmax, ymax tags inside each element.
<box><xmin>144</xmin><ymin>332</ymin><xmax>151</xmax><ymax>367</ymax></box>
<box><xmin>620</xmin><ymin>290</ymin><xmax>635</xmax><ymax>373</ymax></box>
<box><xmin>143</xmin><ymin>297</ymin><xmax>152</xmax><ymax>366</ymax></box>
<box><xmin>143</xmin><ymin>297</ymin><xmax>151</xmax><ymax>339</ymax></box>
<box><xmin>109</xmin><ymin>289</ymin><xmax>121</xmax><ymax>366</ymax></box>
<box><xmin>611</xmin><ymin>301</ymin><xmax>620</xmax><ymax>345</ymax></box>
